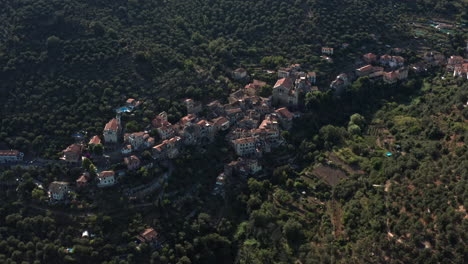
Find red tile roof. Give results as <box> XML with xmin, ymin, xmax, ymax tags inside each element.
<box><xmin>384</xmin><ymin>71</ymin><xmax>398</xmax><ymax>80</ymax></box>
<box><xmin>357</xmin><ymin>64</ymin><xmax>374</xmax><ymax>73</ymax></box>
<box><xmin>197</xmin><ymin>120</ymin><xmax>213</xmax><ymax>127</ymax></box>
<box><xmin>380</xmin><ymin>54</ymin><xmax>391</xmax><ymax>61</ymax></box>
<box><xmin>124</xmin><ymin>155</ymin><xmax>140</xmax><ymax>165</ymax></box>
<box><xmin>76</xmin><ymin>173</ymin><xmax>89</xmax><ymax>184</ymax></box>
<box><xmin>0</xmin><ymin>150</ymin><xmax>20</xmax><ymax>156</ymax></box>
<box><xmin>98</xmin><ymin>171</ymin><xmax>115</xmax><ymax>179</ymax></box>
<box><xmin>363</xmin><ymin>53</ymin><xmax>377</xmax><ymax>61</ymax></box>
<box><xmin>89</xmin><ymin>135</ymin><xmax>101</xmax><ymax>145</ymax></box>
<box><xmin>274</xmin><ymin>77</ymin><xmax>293</xmax><ymax>89</ymax></box>
<box><xmin>64</xmin><ymin>144</ymin><xmax>82</xmax><ymax>154</ymax></box>
<box><xmin>233</xmin><ymin>137</ymin><xmax>256</xmax><ymax>144</ymax></box>
<box><xmin>104</xmin><ymin>118</ymin><xmax>119</xmax><ymax>131</ymax></box>
<box><xmin>212</xmin><ymin>116</ymin><xmax>229</xmax><ymax>127</ymax></box>
<box><xmin>152</xmin><ymin>116</ymin><xmax>171</xmax><ymax>128</ymax></box>
<box><xmin>180</xmin><ymin>114</ymin><xmax>196</xmax><ymax>124</ymax></box>
<box><xmin>275</xmin><ymin>107</ymin><xmax>294</xmax><ymax>119</ymax></box>
<box><xmin>138</xmin><ymin>228</ymin><xmax>158</xmax><ymax>242</ymax></box>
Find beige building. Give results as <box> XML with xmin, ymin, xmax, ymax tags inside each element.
<box><xmin>103</xmin><ymin>116</ymin><xmax>121</xmax><ymax>143</ymax></box>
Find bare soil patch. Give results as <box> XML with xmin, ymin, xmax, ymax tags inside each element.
<box><xmin>311</xmin><ymin>164</ymin><xmax>347</xmax><ymax>186</ymax></box>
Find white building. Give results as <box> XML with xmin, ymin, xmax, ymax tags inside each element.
<box><xmin>97</xmin><ymin>171</ymin><xmax>116</xmax><ymax>187</ymax></box>
<box><xmin>0</xmin><ymin>150</ymin><xmax>24</xmax><ymax>163</ymax></box>
<box><xmin>232</xmin><ymin>137</ymin><xmax>256</xmax><ymax>156</ymax></box>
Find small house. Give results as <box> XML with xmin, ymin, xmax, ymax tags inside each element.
<box><xmin>137</xmin><ymin>228</ymin><xmax>159</xmax><ymax>245</ymax></box>
<box><xmin>232</xmin><ymin>68</ymin><xmax>247</xmax><ymax>80</ymax></box>
<box><xmin>124</xmin><ymin>155</ymin><xmax>141</xmax><ymax>170</ymax></box>
<box><xmin>48</xmin><ymin>181</ymin><xmax>70</xmax><ymax>200</ymax></box>
<box><xmin>97</xmin><ymin>171</ymin><xmax>116</xmax><ymax>187</ymax></box>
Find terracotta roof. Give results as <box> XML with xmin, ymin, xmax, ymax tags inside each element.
<box><xmin>384</xmin><ymin>71</ymin><xmax>398</xmax><ymax>80</ymax></box>
<box><xmin>0</xmin><ymin>150</ymin><xmax>20</xmax><ymax>156</ymax></box>
<box><xmin>226</xmin><ymin>108</ymin><xmax>242</xmax><ymax>115</ymax></box>
<box><xmin>89</xmin><ymin>136</ymin><xmax>101</xmax><ymax>145</ymax></box>
<box><xmin>234</xmin><ymin>68</ymin><xmax>246</xmax><ymax>73</ymax></box>
<box><xmin>357</xmin><ymin>65</ymin><xmax>374</xmax><ymax>73</ymax></box>
<box><xmin>380</xmin><ymin>54</ymin><xmax>391</xmax><ymax>60</ymax></box>
<box><xmin>104</xmin><ymin>118</ymin><xmax>119</xmax><ymax>131</ymax></box>
<box><xmin>153</xmin><ymin>136</ymin><xmax>181</xmax><ymax>152</ymax></box>
<box><xmin>207</xmin><ymin>100</ymin><xmax>221</xmax><ymax>107</ymax></box>
<box><xmin>448</xmin><ymin>56</ymin><xmax>464</xmax><ymax>64</ymax></box>
<box><xmin>197</xmin><ymin>120</ymin><xmax>213</xmax><ymax>127</ymax></box>
<box><xmin>168</xmin><ymin>136</ymin><xmax>181</xmax><ymax>143</ymax></box>
<box><xmin>363</xmin><ymin>53</ymin><xmax>377</xmax><ymax>60</ymax></box>
<box><xmin>76</xmin><ymin>173</ymin><xmax>89</xmax><ymax>184</ymax></box>
<box><xmin>64</xmin><ymin>144</ymin><xmax>82</xmax><ymax>154</ymax></box>
<box><xmin>124</xmin><ymin>155</ymin><xmax>140</xmax><ymax>165</ymax></box>
<box><xmin>153</xmin><ymin>143</ymin><xmax>165</xmax><ymax>152</ymax></box>
<box><xmin>180</xmin><ymin>114</ymin><xmax>196</xmax><ymax>124</ymax></box>
<box><xmin>126</xmin><ymin>98</ymin><xmax>135</xmax><ymax>104</ymax></box>
<box><xmin>274</xmin><ymin>77</ymin><xmax>293</xmax><ymax>89</ymax></box>
<box><xmin>233</xmin><ymin>137</ymin><xmax>256</xmax><ymax>144</ymax></box>
<box><xmin>98</xmin><ymin>171</ymin><xmax>115</xmax><ymax>179</ymax></box>
<box><xmin>253</xmin><ymin>79</ymin><xmax>267</xmax><ymax>87</ymax></box>
<box><xmin>138</xmin><ymin>228</ymin><xmax>158</xmax><ymax>242</ymax></box>
<box><xmin>212</xmin><ymin>116</ymin><xmax>229</xmax><ymax>126</ymax></box>
<box><xmin>245</xmin><ymin>80</ymin><xmax>267</xmax><ymax>90</ymax></box>
<box><xmin>275</xmin><ymin>107</ymin><xmax>294</xmax><ymax>119</ymax></box>
<box><xmin>129</xmin><ymin>132</ymin><xmax>146</xmax><ymax>138</ymax></box>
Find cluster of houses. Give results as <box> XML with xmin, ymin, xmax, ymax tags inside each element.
<box><xmin>52</xmin><ymin>74</ymin><xmax>301</xmax><ymax>199</ymax></box>
<box><xmin>43</xmin><ymin>45</ymin><xmax>468</xmax><ymax>200</ymax></box>
<box><xmin>446</xmin><ymin>55</ymin><xmax>468</xmax><ymax>79</ymax></box>
<box><xmin>273</xmin><ymin>65</ymin><xmax>317</xmax><ymax>108</ymax></box>
<box><xmin>359</xmin><ymin>53</ymin><xmax>408</xmax><ymax>82</ymax></box>
<box><xmin>329</xmin><ymin>52</ymin><xmax>409</xmax><ymax>93</ymax></box>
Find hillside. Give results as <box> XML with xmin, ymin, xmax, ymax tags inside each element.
<box><xmin>0</xmin><ymin>0</ymin><xmax>409</xmax><ymax>157</ymax></box>
<box><xmin>0</xmin><ymin>1</ymin><xmax>467</xmax><ymax>264</ymax></box>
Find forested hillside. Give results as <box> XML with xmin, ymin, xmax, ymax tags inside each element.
<box><xmin>1</xmin><ymin>75</ymin><xmax>466</xmax><ymax>264</ymax></box>
<box><xmin>0</xmin><ymin>0</ymin><xmax>467</xmax><ymax>264</ymax></box>
<box><xmin>0</xmin><ymin>0</ymin><xmax>410</xmax><ymax>157</ymax></box>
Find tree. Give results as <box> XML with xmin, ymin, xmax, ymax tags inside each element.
<box><xmin>93</xmin><ymin>144</ymin><xmax>104</xmax><ymax>156</ymax></box>
<box><xmin>31</xmin><ymin>188</ymin><xmax>47</xmax><ymax>202</ymax></box>
<box><xmin>177</xmin><ymin>256</ymin><xmax>191</xmax><ymax>264</ymax></box>
<box><xmin>258</xmin><ymin>85</ymin><xmax>272</xmax><ymax>97</ymax></box>
<box><xmin>349</xmin><ymin>113</ymin><xmax>366</xmax><ymax>128</ymax></box>
<box><xmin>348</xmin><ymin>124</ymin><xmax>361</xmax><ymax>135</ymax></box>
<box><xmin>46</xmin><ymin>36</ymin><xmax>61</xmax><ymax>51</ymax></box>
<box><xmin>283</xmin><ymin>219</ymin><xmax>304</xmax><ymax>244</ymax></box>
<box><xmin>82</xmin><ymin>158</ymin><xmax>93</xmax><ymax>171</ymax></box>
<box><xmin>319</xmin><ymin>125</ymin><xmax>347</xmax><ymax>146</ymax></box>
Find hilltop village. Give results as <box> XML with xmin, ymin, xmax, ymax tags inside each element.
<box><xmin>0</xmin><ymin>46</ymin><xmax>467</xmax><ymax>247</ymax></box>
<box><xmin>2</xmin><ymin>47</ymin><xmax>467</xmax><ymax>201</ymax></box>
